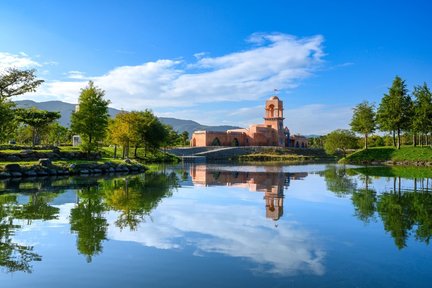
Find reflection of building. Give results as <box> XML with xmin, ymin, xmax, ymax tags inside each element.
<box><xmin>190</xmin><ymin>165</ymin><xmax>307</xmax><ymax>221</ymax></box>
<box><xmin>191</xmin><ymin>95</ymin><xmax>308</xmax><ymax>148</ymax></box>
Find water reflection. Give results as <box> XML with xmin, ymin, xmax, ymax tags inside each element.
<box><xmin>190</xmin><ymin>164</ymin><xmax>307</xmax><ymax>220</ymax></box>
<box><xmin>325</xmin><ymin>165</ymin><xmax>432</xmax><ymax>249</ymax></box>
<box><xmin>0</xmin><ymin>194</ymin><xmax>42</xmax><ymax>273</ymax></box>
<box><xmin>1</xmin><ymin>163</ymin><xmax>431</xmax><ymax>279</ymax></box>
<box><xmin>0</xmin><ymin>172</ymin><xmax>179</xmax><ymax>270</ymax></box>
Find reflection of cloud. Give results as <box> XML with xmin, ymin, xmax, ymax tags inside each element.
<box><xmin>107</xmin><ymin>188</ymin><xmax>326</xmax><ymax>276</ymax></box>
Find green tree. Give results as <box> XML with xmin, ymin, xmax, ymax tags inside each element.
<box><xmin>71</xmin><ymin>81</ymin><xmax>110</xmax><ymax>154</ymax></box>
<box><xmin>350</xmin><ymin>101</ymin><xmax>376</xmax><ymax>149</ymax></box>
<box><xmin>45</xmin><ymin>122</ymin><xmax>71</xmax><ymax>145</ymax></box>
<box><xmin>324</xmin><ymin>129</ymin><xmax>358</xmax><ymax>157</ymax></box>
<box><xmin>0</xmin><ymin>68</ymin><xmax>44</xmax><ymax>142</ymax></box>
<box><xmin>0</xmin><ymin>68</ymin><xmax>44</xmax><ymax>101</ymax></box>
<box><xmin>15</xmin><ymin>108</ymin><xmax>61</xmax><ymax>146</ymax></box>
<box><xmin>412</xmin><ymin>83</ymin><xmax>432</xmax><ymax>146</ymax></box>
<box><xmin>377</xmin><ymin>76</ymin><xmax>413</xmax><ymax>149</ymax></box>
<box><xmin>133</xmin><ymin>110</ymin><xmax>168</xmax><ymax>156</ymax></box>
<box><xmin>0</xmin><ymin>100</ymin><xmax>16</xmax><ymax>143</ymax></box>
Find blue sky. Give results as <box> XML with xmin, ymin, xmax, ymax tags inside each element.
<box><xmin>1</xmin><ymin>0</ymin><xmax>431</xmax><ymax>134</ymax></box>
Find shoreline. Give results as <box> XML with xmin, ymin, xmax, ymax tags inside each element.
<box><xmin>0</xmin><ymin>160</ymin><xmax>147</xmax><ymax>179</ymax></box>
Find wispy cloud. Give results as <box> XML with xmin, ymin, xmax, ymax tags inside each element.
<box><xmin>0</xmin><ymin>52</ymin><xmax>42</xmax><ymax>71</ymax></box>
<box><xmin>15</xmin><ymin>33</ymin><xmax>324</xmax><ymax>109</ymax></box>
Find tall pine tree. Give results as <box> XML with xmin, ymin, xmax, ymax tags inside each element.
<box><xmin>377</xmin><ymin>76</ymin><xmax>412</xmax><ymax>149</ymax></box>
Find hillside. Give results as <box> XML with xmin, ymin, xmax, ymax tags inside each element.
<box><xmin>14</xmin><ymin>100</ymin><xmax>240</xmax><ymax>136</ymax></box>
<box><xmin>341</xmin><ymin>146</ymin><xmax>432</xmax><ymax>165</ymax></box>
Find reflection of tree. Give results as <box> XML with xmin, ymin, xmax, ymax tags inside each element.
<box><xmin>0</xmin><ymin>194</ymin><xmax>41</xmax><ymax>273</ymax></box>
<box><xmin>13</xmin><ymin>193</ymin><xmax>59</xmax><ymax>224</ymax></box>
<box><xmin>377</xmin><ymin>190</ymin><xmax>415</xmax><ymax>249</ymax></box>
<box><xmin>103</xmin><ymin>172</ymin><xmax>179</xmax><ymax>231</ymax></box>
<box><xmin>321</xmin><ymin>165</ymin><xmax>356</xmax><ymax>196</ymax></box>
<box><xmin>325</xmin><ymin>167</ymin><xmax>432</xmax><ymax>249</ymax></box>
<box><xmin>70</xmin><ymin>186</ymin><xmax>108</xmax><ymax>263</ymax></box>
<box><xmin>352</xmin><ymin>189</ymin><xmax>377</xmax><ymax>223</ymax></box>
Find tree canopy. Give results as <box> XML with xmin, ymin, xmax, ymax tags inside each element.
<box><xmin>377</xmin><ymin>76</ymin><xmax>413</xmax><ymax>149</ymax></box>
<box><xmin>0</xmin><ymin>68</ymin><xmax>44</xmax><ymax>101</ymax></box>
<box><xmin>15</xmin><ymin>107</ymin><xmax>61</xmax><ymax>146</ymax></box>
<box><xmin>350</xmin><ymin>101</ymin><xmax>376</xmax><ymax>149</ymax></box>
<box><xmin>324</xmin><ymin>129</ymin><xmax>358</xmax><ymax>157</ymax></box>
<box><xmin>71</xmin><ymin>81</ymin><xmax>110</xmax><ymax>154</ymax></box>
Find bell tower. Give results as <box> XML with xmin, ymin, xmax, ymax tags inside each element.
<box><xmin>264</xmin><ymin>96</ymin><xmax>285</xmax><ymax>146</ymax></box>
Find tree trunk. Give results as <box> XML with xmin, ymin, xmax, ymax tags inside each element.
<box><xmin>122</xmin><ymin>145</ymin><xmax>126</xmax><ymax>159</ymax></box>
<box><xmin>427</xmin><ymin>133</ymin><xmax>429</xmax><ymax>146</ymax></box>
<box><xmin>413</xmin><ymin>133</ymin><xmax>417</xmax><ymax>147</ymax></box>
<box><xmin>88</xmin><ymin>134</ymin><xmax>92</xmax><ymax>155</ymax></box>
<box><xmin>134</xmin><ymin>145</ymin><xmax>138</xmax><ymax>158</ymax></box>
<box><xmin>113</xmin><ymin>144</ymin><xmax>117</xmax><ymax>159</ymax></box>
<box><xmin>392</xmin><ymin>131</ymin><xmax>396</xmax><ymax>147</ymax></box>
<box><xmin>397</xmin><ymin>128</ymin><xmax>401</xmax><ymax>149</ymax></box>
<box><xmin>32</xmin><ymin>128</ymin><xmax>36</xmax><ymax>147</ymax></box>
<box><xmin>364</xmin><ymin>133</ymin><xmax>368</xmax><ymax>149</ymax></box>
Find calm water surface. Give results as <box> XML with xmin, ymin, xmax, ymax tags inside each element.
<box><xmin>0</xmin><ymin>163</ymin><xmax>431</xmax><ymax>287</ymax></box>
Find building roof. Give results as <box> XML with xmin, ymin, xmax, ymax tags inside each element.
<box><xmin>269</xmin><ymin>95</ymin><xmax>279</xmax><ymax>100</ymax></box>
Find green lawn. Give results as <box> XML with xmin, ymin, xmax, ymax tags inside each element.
<box><xmin>342</xmin><ymin>146</ymin><xmax>432</xmax><ymax>163</ymax></box>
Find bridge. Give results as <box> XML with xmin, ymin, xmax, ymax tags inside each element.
<box><xmin>165</xmin><ymin>146</ymin><xmax>328</xmax><ymax>162</ymax></box>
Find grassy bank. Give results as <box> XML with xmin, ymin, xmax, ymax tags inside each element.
<box><xmin>237</xmin><ymin>148</ymin><xmax>335</xmax><ymax>162</ymax></box>
<box><xmin>341</xmin><ymin>146</ymin><xmax>432</xmax><ymax>165</ymax></box>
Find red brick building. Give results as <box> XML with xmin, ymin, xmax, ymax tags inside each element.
<box><xmin>191</xmin><ymin>95</ymin><xmax>308</xmax><ymax>148</ymax></box>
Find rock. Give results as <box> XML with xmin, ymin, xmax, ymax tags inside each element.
<box><xmin>5</xmin><ymin>163</ymin><xmax>21</xmax><ymax>172</ymax></box>
<box><xmin>69</xmin><ymin>164</ymin><xmax>76</xmax><ymax>169</ymax></box>
<box><xmin>93</xmin><ymin>168</ymin><xmax>102</xmax><ymax>174</ymax></box>
<box><xmin>108</xmin><ymin>167</ymin><xmax>116</xmax><ymax>173</ymax></box>
<box><xmin>80</xmin><ymin>169</ymin><xmax>90</xmax><ymax>174</ymax></box>
<box><xmin>124</xmin><ymin>158</ymin><xmax>132</xmax><ymax>164</ymax></box>
<box><xmin>36</xmin><ymin>170</ymin><xmax>48</xmax><ymax>176</ymax></box>
<box><xmin>52</xmin><ymin>147</ymin><xmax>61</xmax><ymax>153</ymax></box>
<box><xmin>47</xmin><ymin>169</ymin><xmax>58</xmax><ymax>176</ymax></box>
<box><xmin>10</xmin><ymin>172</ymin><xmax>22</xmax><ymax>177</ymax></box>
<box><xmin>6</xmin><ymin>155</ymin><xmax>21</xmax><ymax>161</ymax></box>
<box><xmin>23</xmin><ymin>170</ymin><xmax>38</xmax><ymax>177</ymax></box>
<box><xmin>39</xmin><ymin>158</ymin><xmax>52</xmax><ymax>167</ymax></box>
<box><xmin>20</xmin><ymin>149</ymin><xmax>33</xmax><ymax>154</ymax></box>
<box><xmin>0</xmin><ymin>172</ymin><xmax>11</xmax><ymax>178</ymax></box>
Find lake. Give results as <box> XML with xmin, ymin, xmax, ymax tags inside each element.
<box><xmin>0</xmin><ymin>163</ymin><xmax>431</xmax><ymax>287</ymax></box>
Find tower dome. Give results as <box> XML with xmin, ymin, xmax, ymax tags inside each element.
<box><xmin>269</xmin><ymin>96</ymin><xmax>279</xmax><ymax>100</ymax></box>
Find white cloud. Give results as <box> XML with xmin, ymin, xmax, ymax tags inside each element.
<box><xmin>66</xmin><ymin>70</ymin><xmax>88</xmax><ymax>79</ymax></box>
<box><xmin>0</xmin><ymin>52</ymin><xmax>42</xmax><ymax>71</ymax></box>
<box><xmin>16</xmin><ymin>33</ymin><xmax>324</xmax><ymax>110</ymax></box>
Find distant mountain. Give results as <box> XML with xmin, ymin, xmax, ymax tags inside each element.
<box><xmin>15</xmin><ymin>100</ymin><xmax>121</xmax><ymax>127</ymax></box>
<box><xmin>158</xmin><ymin>117</ymin><xmax>240</xmax><ymax>137</ymax></box>
<box><xmin>14</xmin><ymin>100</ymin><xmax>240</xmax><ymax>136</ymax></box>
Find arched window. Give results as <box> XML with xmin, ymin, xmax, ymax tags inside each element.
<box><xmin>231</xmin><ymin>138</ymin><xmax>239</xmax><ymax>146</ymax></box>
<box><xmin>211</xmin><ymin>137</ymin><xmax>221</xmax><ymax>146</ymax></box>
<box><xmin>268</xmin><ymin>104</ymin><xmax>275</xmax><ymax>117</ymax></box>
